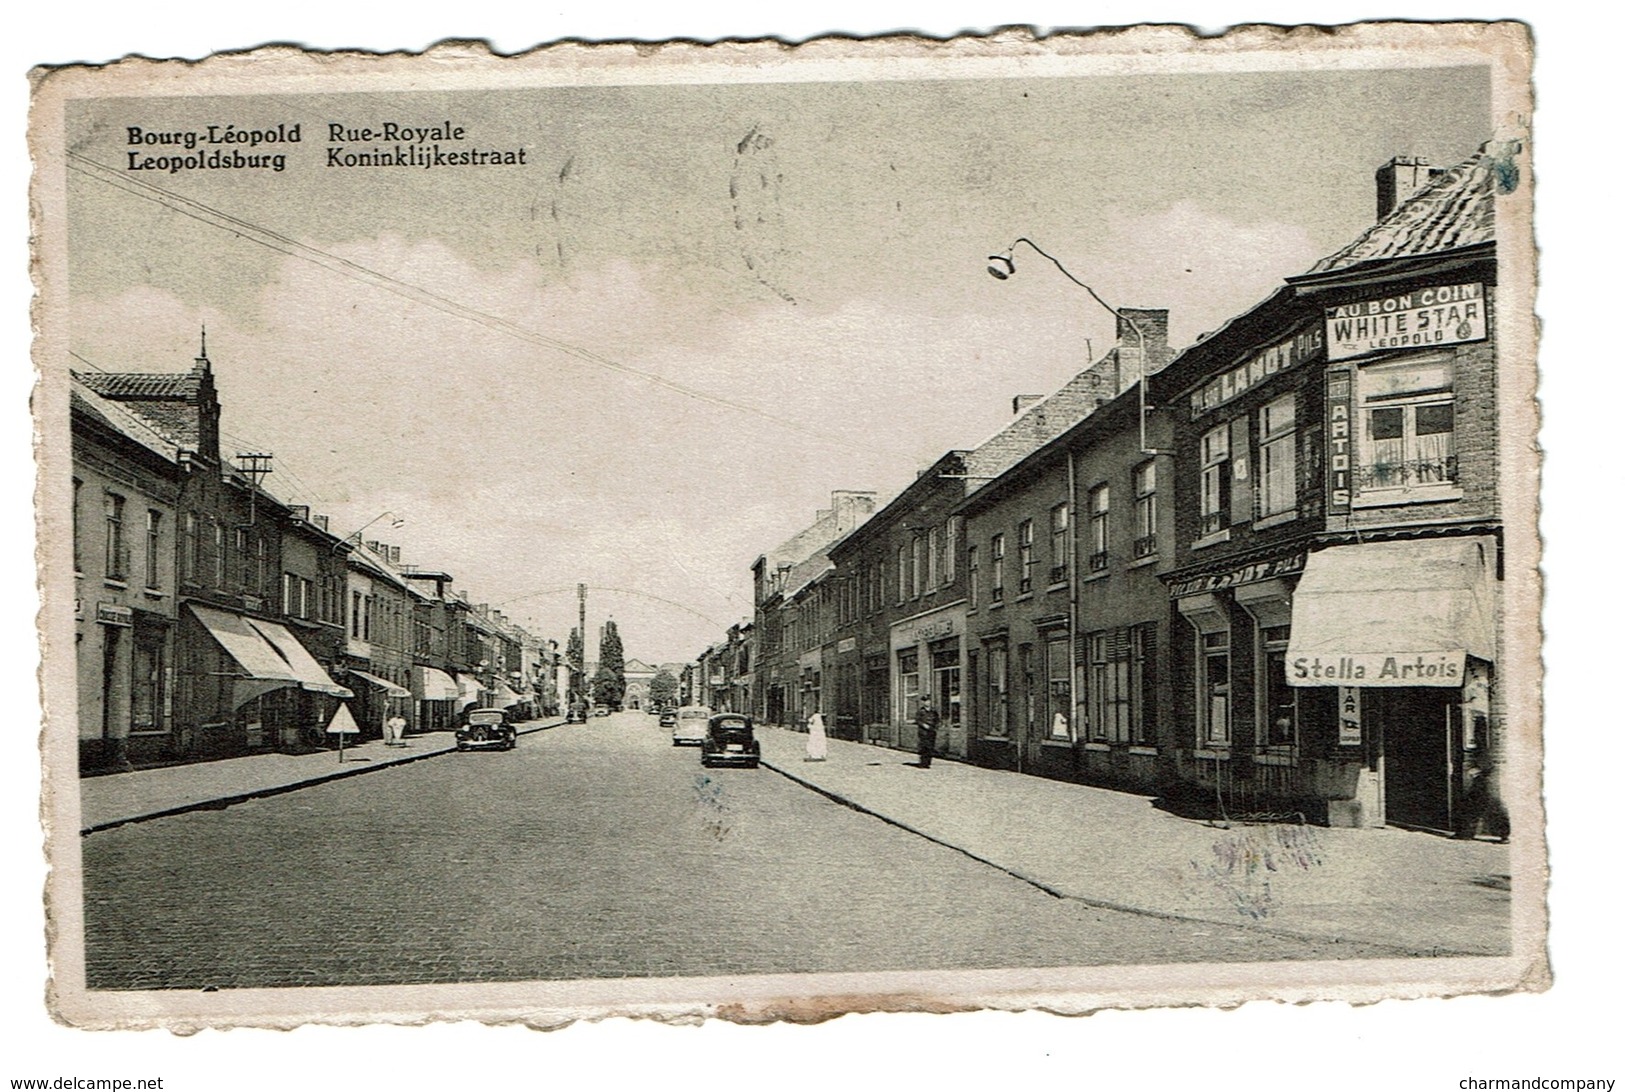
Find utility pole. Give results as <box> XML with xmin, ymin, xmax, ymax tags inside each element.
<box><xmin>235</xmin><ymin>452</ymin><xmax>274</xmax><ymax>526</ymax></box>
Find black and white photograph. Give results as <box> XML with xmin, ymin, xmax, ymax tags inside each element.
<box><xmin>15</xmin><ymin>9</ymin><xmax>1605</xmax><ymax>1085</ymax></box>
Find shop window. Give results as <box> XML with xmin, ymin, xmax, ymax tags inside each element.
<box><xmin>1258</xmin><ymin>623</ymin><xmax>1297</xmax><ymax>749</ymax></box>
<box><xmin>1357</xmin><ymin>354</ymin><xmax>1457</xmax><ymax>495</ymax></box>
<box><xmin>1046</xmin><ymin>636</ymin><xmax>1071</xmax><ymax>739</ymax></box>
<box><xmin>1088</xmin><ymin>484</ymin><xmax>1109</xmax><ymax>572</ymax></box>
<box><xmin>985</xmin><ymin>642</ymin><xmax>1009</xmax><ymax>737</ymax></box>
<box><xmin>104</xmin><ymin>492</ymin><xmax>128</xmax><ymax>581</ymax></box>
<box><xmin>1199</xmin><ymin>628</ymin><xmax>1232</xmax><ymax>746</ymax></box>
<box><xmin>1048</xmin><ymin>503</ymin><xmax>1069</xmax><ymax>585</ymax></box>
<box><xmin>990</xmin><ymin>534</ymin><xmax>1005</xmax><ymax>603</ymax></box>
<box><xmin>1018</xmin><ymin>520</ymin><xmax>1034</xmax><ymax>593</ymax></box>
<box><xmin>1133</xmin><ymin>461</ymin><xmax>1158</xmax><ymax>558</ymax></box>
<box><xmin>1086</xmin><ymin>624</ymin><xmax>1156</xmax><ymax>745</ymax></box>
<box><xmin>130</xmin><ymin>635</ymin><xmax>164</xmax><ymax>735</ymax></box>
<box><xmin>1258</xmin><ymin>394</ymin><xmax>1298</xmax><ymax>517</ymax></box>
<box><xmin>1199</xmin><ymin>425</ymin><xmax>1230</xmax><ymax>535</ymax></box>
<box><xmin>1019</xmin><ymin>644</ymin><xmax>1036</xmax><ymax>736</ymax></box>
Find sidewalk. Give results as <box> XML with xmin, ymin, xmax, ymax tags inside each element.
<box><xmin>758</xmin><ymin>726</ymin><xmax>1512</xmax><ymax>957</ymax></box>
<box><xmin>79</xmin><ymin>717</ymin><xmax>564</xmax><ymax>834</ymax></box>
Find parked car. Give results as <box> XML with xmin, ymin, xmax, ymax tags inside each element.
<box><xmin>700</xmin><ymin>713</ymin><xmax>759</xmax><ymax>768</ymax></box>
<box><xmin>591</xmin><ymin>705</ymin><xmax>611</xmax><ymax>717</ymax></box>
<box><xmin>658</xmin><ymin>709</ymin><xmax>678</xmax><ymax>729</ymax></box>
<box><xmin>565</xmin><ymin>701</ymin><xmax>587</xmax><ymax>724</ymax></box>
<box><xmin>457</xmin><ymin>707</ymin><xmax>516</xmax><ymax>752</ymax></box>
<box><xmin>671</xmin><ymin>705</ymin><xmax>710</xmax><ymax>746</ymax></box>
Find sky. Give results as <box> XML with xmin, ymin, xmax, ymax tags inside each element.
<box><xmin>63</xmin><ymin>62</ymin><xmax>1492</xmax><ymax>662</ymax></box>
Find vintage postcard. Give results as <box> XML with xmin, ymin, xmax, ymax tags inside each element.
<box><xmin>31</xmin><ymin>24</ymin><xmax>1542</xmax><ymax>1029</ymax></box>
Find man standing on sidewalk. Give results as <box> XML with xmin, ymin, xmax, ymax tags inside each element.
<box><xmin>915</xmin><ymin>695</ymin><xmax>940</xmax><ymax>769</ymax></box>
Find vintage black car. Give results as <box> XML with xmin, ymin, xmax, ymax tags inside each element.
<box><xmin>658</xmin><ymin>708</ymin><xmax>679</xmax><ymax>729</ymax></box>
<box><xmin>699</xmin><ymin>713</ymin><xmax>760</xmax><ymax>768</ymax></box>
<box><xmin>456</xmin><ymin>707</ymin><xmax>516</xmax><ymax>752</ymax></box>
<box><xmin>565</xmin><ymin>701</ymin><xmax>587</xmax><ymax>724</ymax></box>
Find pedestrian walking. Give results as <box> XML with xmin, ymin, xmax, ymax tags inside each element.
<box><xmin>384</xmin><ymin>711</ymin><xmax>407</xmax><ymax>747</ymax></box>
<box><xmin>914</xmin><ymin>695</ymin><xmax>940</xmax><ymax>769</ymax></box>
<box><xmin>805</xmin><ymin>710</ymin><xmax>828</xmax><ymax>762</ymax></box>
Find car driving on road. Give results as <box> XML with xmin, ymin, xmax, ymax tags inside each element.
<box><xmin>456</xmin><ymin>707</ymin><xmax>516</xmax><ymax>752</ymax></box>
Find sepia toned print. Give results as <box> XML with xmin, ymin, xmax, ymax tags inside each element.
<box><xmin>31</xmin><ymin>25</ymin><xmax>1542</xmax><ymax>1028</ymax></box>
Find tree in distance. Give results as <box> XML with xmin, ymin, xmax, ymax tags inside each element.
<box><xmin>598</xmin><ymin>620</ymin><xmax>627</xmax><ymax>708</ymax></box>
<box><xmin>649</xmin><ymin>669</ymin><xmax>678</xmax><ymax>709</ymax></box>
<box><xmin>591</xmin><ymin>665</ymin><xmax>624</xmax><ymax>709</ymax></box>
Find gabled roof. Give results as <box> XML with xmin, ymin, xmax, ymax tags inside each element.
<box><xmin>1310</xmin><ymin>151</ymin><xmax>1496</xmax><ymax>274</ymax></box>
<box><xmin>74</xmin><ymin>371</ymin><xmax>200</xmax><ymax>400</ymax></box>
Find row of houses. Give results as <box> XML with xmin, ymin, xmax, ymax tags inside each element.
<box><xmin>72</xmin><ymin>343</ymin><xmax>560</xmax><ymax>773</ymax></box>
<box><xmin>696</xmin><ymin>151</ymin><xmax>1508</xmax><ymax>833</ymax></box>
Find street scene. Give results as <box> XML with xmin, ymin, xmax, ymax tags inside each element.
<box><xmin>42</xmin><ymin>32</ymin><xmax>1536</xmax><ymax>1016</ymax></box>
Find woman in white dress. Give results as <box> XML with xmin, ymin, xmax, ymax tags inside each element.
<box><xmin>805</xmin><ymin>709</ymin><xmax>828</xmax><ymax>762</ymax></box>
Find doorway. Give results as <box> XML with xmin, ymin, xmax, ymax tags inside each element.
<box><xmin>1374</xmin><ymin>687</ymin><xmax>1457</xmax><ymax>832</ymax></box>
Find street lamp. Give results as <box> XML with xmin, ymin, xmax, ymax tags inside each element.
<box><xmin>986</xmin><ymin>237</ymin><xmax>1166</xmax><ymax>457</ymax></box>
<box><xmin>333</xmin><ymin>510</ymin><xmax>406</xmax><ymax>552</ymax></box>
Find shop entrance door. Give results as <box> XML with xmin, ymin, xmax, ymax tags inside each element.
<box><xmin>935</xmin><ymin>664</ymin><xmax>962</xmax><ymax>757</ymax></box>
<box><xmin>1377</xmin><ymin>687</ymin><xmax>1455</xmax><ymax>832</ymax></box>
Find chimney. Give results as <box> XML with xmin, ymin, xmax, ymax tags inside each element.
<box><xmin>1012</xmin><ymin>394</ymin><xmax>1045</xmax><ymax>417</ymax></box>
<box><xmin>1376</xmin><ymin>156</ymin><xmax>1443</xmax><ymax>221</ymax></box>
<box><xmin>829</xmin><ymin>490</ymin><xmax>877</xmax><ymax>533</ymax></box>
<box><xmin>390</xmin><ymin>546</ymin><xmax>401</xmax><ymax>564</ymax></box>
<box><xmin>312</xmin><ymin>514</ymin><xmax>329</xmax><ymax>532</ymax></box>
<box><xmin>288</xmin><ymin>504</ymin><xmax>310</xmax><ymax>522</ymax></box>
<box><xmin>365</xmin><ymin>539</ymin><xmax>382</xmax><ymax>555</ymax></box>
<box><xmin>1115</xmin><ymin>307</ymin><xmax>1171</xmax><ymax>390</ymax></box>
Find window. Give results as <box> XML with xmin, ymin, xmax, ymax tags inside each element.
<box><xmin>182</xmin><ymin>512</ymin><xmax>199</xmax><ymax>582</ymax></box>
<box><xmin>1019</xmin><ymin>644</ymin><xmax>1036</xmax><ymax>736</ymax></box>
<box><xmin>1087</xmin><ymin>485</ymin><xmax>1109</xmax><ymax>572</ymax></box>
<box><xmin>1199</xmin><ymin>628</ymin><xmax>1232</xmax><ymax>746</ymax></box>
<box><xmin>990</xmin><ymin>534</ymin><xmax>1005</xmax><ymax>603</ymax></box>
<box><xmin>1200</xmin><ymin>425</ymin><xmax>1230</xmax><ymax>535</ymax></box>
<box><xmin>130</xmin><ymin>636</ymin><xmax>164</xmax><ymax>734</ymax></box>
<box><xmin>72</xmin><ymin>478</ymin><xmax>83</xmax><ymax>573</ymax></box>
<box><xmin>897</xmin><ymin>543</ymin><xmax>907</xmax><ymax>604</ymax></box>
<box><xmin>1018</xmin><ymin>519</ymin><xmax>1034</xmax><ymax>593</ymax></box>
<box><xmin>1045</xmin><ymin>637</ymin><xmax>1071</xmax><ymax>739</ymax></box>
<box><xmin>926</xmin><ymin>526</ymin><xmax>939</xmax><ymax>591</ymax></box>
<box><xmin>254</xmin><ymin>536</ymin><xmax>269</xmax><ymax>595</ymax></box>
<box><xmin>985</xmin><ymin>642</ymin><xmax>1009</xmax><ymax>737</ymax></box>
<box><xmin>234</xmin><ymin>527</ymin><xmax>249</xmax><ymax>588</ymax></box>
<box><xmin>1259</xmin><ymin>624</ymin><xmax>1296</xmax><ymax>749</ymax></box>
<box><xmin>104</xmin><ymin>492</ymin><xmax>128</xmax><ymax>581</ymax></box>
<box><xmin>144</xmin><ymin>510</ymin><xmax>162</xmax><ymax>589</ymax></box>
<box><xmin>1086</xmin><ymin>624</ymin><xmax>1156</xmax><ymax>745</ymax></box>
<box><xmin>1259</xmin><ymin>394</ymin><xmax>1297</xmax><ymax>517</ymax></box>
<box><xmin>897</xmin><ymin>648</ymin><xmax>920</xmax><ymax>723</ymax></box>
<box><xmin>1133</xmin><ymin>461</ymin><xmax>1158</xmax><ymax>558</ymax></box>
<box><xmin>213</xmin><ymin>522</ymin><xmax>227</xmax><ymax>588</ymax></box>
<box><xmin>911</xmin><ymin>534</ymin><xmax>924</xmax><ymax>598</ymax></box>
<box><xmin>1358</xmin><ymin>356</ymin><xmax>1457</xmax><ymax>493</ymax></box>
<box><xmin>967</xmin><ymin>545</ymin><xmax>979</xmax><ymax>608</ymax></box>
<box><xmin>942</xmin><ymin>516</ymin><xmax>959</xmax><ymax>583</ymax></box>
<box><xmin>351</xmin><ymin>590</ymin><xmax>363</xmax><ymax>638</ymax></box>
<box><xmin>1048</xmin><ymin>503</ymin><xmax>1069</xmax><ymax>584</ymax></box>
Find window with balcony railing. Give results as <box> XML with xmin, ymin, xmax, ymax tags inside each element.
<box><xmin>1133</xmin><ymin>533</ymin><xmax>1159</xmax><ymax>559</ymax></box>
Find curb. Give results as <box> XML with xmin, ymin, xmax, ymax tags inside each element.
<box><xmin>81</xmin><ymin>718</ymin><xmax>565</xmax><ymax>835</ymax></box>
<box><xmin>759</xmin><ymin>756</ymin><xmax>1465</xmax><ymax>959</ymax></box>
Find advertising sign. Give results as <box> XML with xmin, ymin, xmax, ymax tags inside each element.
<box><xmin>1289</xmin><ymin>650</ymin><xmax>1466</xmax><ymax>688</ymax></box>
<box><xmin>1326</xmin><ymin>371</ymin><xmax>1353</xmax><ymax>515</ymax></box>
<box><xmin>1326</xmin><ymin>282</ymin><xmax>1486</xmax><ymax>361</ymax></box>
<box><xmin>1337</xmin><ymin>687</ymin><xmax>1362</xmax><ymax>746</ymax></box>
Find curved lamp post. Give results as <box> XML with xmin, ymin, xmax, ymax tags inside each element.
<box><xmin>333</xmin><ymin>510</ymin><xmax>406</xmax><ymax>552</ymax></box>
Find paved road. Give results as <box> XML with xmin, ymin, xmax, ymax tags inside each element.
<box><xmin>83</xmin><ymin>712</ymin><xmax>1401</xmax><ymax>990</ymax></box>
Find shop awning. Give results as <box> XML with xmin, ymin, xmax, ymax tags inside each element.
<box><xmin>415</xmin><ymin>665</ymin><xmax>459</xmax><ymax>702</ymax></box>
<box><xmin>350</xmin><ymin>669</ymin><xmax>411</xmax><ymax>698</ymax></box>
<box><xmin>247</xmin><ymin>619</ymin><xmax>353</xmax><ymax>698</ymax></box>
<box><xmin>455</xmin><ymin>673</ymin><xmax>484</xmax><ymax>710</ymax></box>
<box><xmin>188</xmin><ymin>604</ymin><xmax>300</xmax><ymax>708</ymax></box>
<box><xmin>493</xmin><ymin>683</ymin><xmax>522</xmax><ymax>709</ymax></box>
<box><xmin>1285</xmin><ymin>537</ymin><xmax>1497</xmax><ymax>688</ymax></box>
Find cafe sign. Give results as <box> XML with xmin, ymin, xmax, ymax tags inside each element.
<box><xmin>1287</xmin><ymin>650</ymin><xmax>1465</xmax><ymax>688</ymax></box>
<box><xmin>1326</xmin><ymin>282</ymin><xmax>1487</xmax><ymax>362</ymax></box>
<box><xmin>1167</xmin><ymin>552</ymin><xmax>1305</xmax><ymax>599</ymax></box>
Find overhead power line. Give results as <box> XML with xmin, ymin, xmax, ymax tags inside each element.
<box><xmin>67</xmin><ymin>152</ymin><xmax>916</xmax><ymax>461</ymax></box>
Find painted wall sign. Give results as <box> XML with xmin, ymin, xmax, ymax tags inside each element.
<box><xmin>837</xmin><ymin>637</ymin><xmax>857</xmax><ymax>653</ymax></box>
<box><xmin>1167</xmin><ymin>552</ymin><xmax>1306</xmax><ymax>599</ymax></box>
<box><xmin>1288</xmin><ymin>650</ymin><xmax>1465</xmax><ymax>688</ymax></box>
<box><xmin>1326</xmin><ymin>370</ymin><xmax>1353</xmax><ymax>515</ymax></box>
<box><xmin>892</xmin><ymin>611</ymin><xmax>961</xmax><ymax>649</ymax></box>
<box><xmin>1189</xmin><ymin>325</ymin><xmax>1324</xmax><ymax>419</ymax></box>
<box><xmin>1326</xmin><ymin>282</ymin><xmax>1487</xmax><ymax>361</ymax></box>
<box><xmin>1337</xmin><ymin>686</ymin><xmax>1362</xmax><ymax>745</ymax></box>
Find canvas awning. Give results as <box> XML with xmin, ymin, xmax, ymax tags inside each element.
<box><xmin>415</xmin><ymin>665</ymin><xmax>459</xmax><ymax>702</ymax></box>
<box><xmin>455</xmin><ymin>673</ymin><xmax>484</xmax><ymax>710</ymax></box>
<box><xmin>188</xmin><ymin>604</ymin><xmax>300</xmax><ymax>708</ymax></box>
<box><xmin>493</xmin><ymin>683</ymin><xmax>522</xmax><ymax>709</ymax></box>
<box><xmin>350</xmin><ymin>669</ymin><xmax>411</xmax><ymax>698</ymax></box>
<box><xmin>247</xmin><ymin>618</ymin><xmax>353</xmax><ymax>698</ymax></box>
<box><xmin>1285</xmin><ymin>536</ymin><xmax>1497</xmax><ymax>688</ymax></box>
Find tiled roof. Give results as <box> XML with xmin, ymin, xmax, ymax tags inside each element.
<box><xmin>1310</xmin><ymin>152</ymin><xmax>1496</xmax><ymax>274</ymax></box>
<box><xmin>73</xmin><ymin>370</ymin><xmax>199</xmax><ymax>400</ymax></box>
<box><xmin>70</xmin><ymin>379</ymin><xmax>180</xmax><ymax>463</ymax></box>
